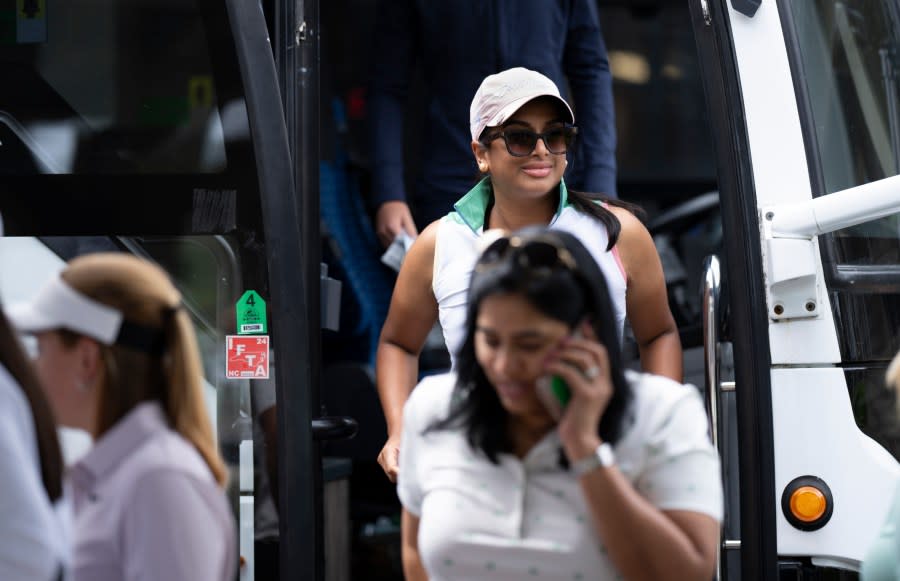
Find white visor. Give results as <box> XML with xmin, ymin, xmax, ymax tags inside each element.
<box><xmin>6</xmin><ymin>275</ymin><xmax>123</xmax><ymax>345</ymax></box>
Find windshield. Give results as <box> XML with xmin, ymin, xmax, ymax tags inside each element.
<box><xmin>0</xmin><ymin>0</ymin><xmax>233</xmax><ymax>175</ymax></box>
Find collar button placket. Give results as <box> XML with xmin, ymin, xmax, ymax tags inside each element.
<box><xmin>514</xmin><ymin>461</ymin><xmax>528</xmax><ymax>538</ymax></box>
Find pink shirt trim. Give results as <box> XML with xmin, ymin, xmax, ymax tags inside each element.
<box><xmin>600</xmin><ymin>202</ymin><xmax>628</xmax><ymax>283</ymax></box>
<box><xmin>611</xmin><ymin>244</ymin><xmax>627</xmax><ymax>283</ymax></box>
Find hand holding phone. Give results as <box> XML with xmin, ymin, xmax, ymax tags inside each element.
<box><xmin>535</xmin><ymin>328</ymin><xmax>583</xmax><ymax>420</ymax></box>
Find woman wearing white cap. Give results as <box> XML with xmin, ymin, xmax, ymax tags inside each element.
<box><xmin>0</xmin><ymin>305</ymin><xmax>69</xmax><ymax>580</ymax></box>
<box><xmin>375</xmin><ymin>67</ymin><xmax>682</xmax><ymax>482</ymax></box>
<box><xmin>7</xmin><ymin>253</ymin><xmax>235</xmax><ymax>581</ymax></box>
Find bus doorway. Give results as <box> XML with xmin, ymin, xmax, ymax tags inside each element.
<box><xmin>302</xmin><ymin>0</ymin><xmax>722</xmax><ymax>579</ymax></box>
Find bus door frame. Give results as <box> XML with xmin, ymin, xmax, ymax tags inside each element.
<box><xmin>225</xmin><ymin>0</ymin><xmax>323</xmax><ymax>579</ymax></box>
<box><xmin>689</xmin><ymin>1</ymin><xmax>778</xmax><ymax>578</ymax></box>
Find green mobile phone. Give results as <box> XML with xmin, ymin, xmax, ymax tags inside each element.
<box><xmin>536</xmin><ymin>374</ymin><xmax>570</xmax><ymax>420</ymax></box>
<box><xmin>536</xmin><ymin>328</ymin><xmax>581</xmax><ymax>420</ymax></box>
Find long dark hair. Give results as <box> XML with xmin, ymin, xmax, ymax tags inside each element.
<box><xmin>0</xmin><ymin>306</ymin><xmax>63</xmax><ymax>501</ymax></box>
<box><xmin>566</xmin><ymin>188</ymin><xmax>645</xmax><ymax>250</ymax></box>
<box><xmin>432</xmin><ymin>228</ymin><xmax>633</xmax><ymax>463</ymax></box>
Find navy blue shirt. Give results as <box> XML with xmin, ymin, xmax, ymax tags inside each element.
<box><xmin>369</xmin><ymin>0</ymin><xmax>617</xmax><ymax>226</ymax></box>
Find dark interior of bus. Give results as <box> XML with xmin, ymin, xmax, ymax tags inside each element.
<box><xmin>313</xmin><ymin>1</ymin><xmax>722</xmax><ymax>577</ymax></box>
<box><xmin>11</xmin><ymin>0</ymin><xmax>900</xmax><ymax>579</ymax></box>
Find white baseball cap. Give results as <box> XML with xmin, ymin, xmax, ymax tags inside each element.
<box><xmin>469</xmin><ymin>67</ymin><xmax>575</xmax><ymax>142</ymax></box>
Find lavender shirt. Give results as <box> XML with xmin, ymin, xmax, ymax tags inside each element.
<box><xmin>68</xmin><ymin>402</ymin><xmax>236</xmax><ymax>581</ymax></box>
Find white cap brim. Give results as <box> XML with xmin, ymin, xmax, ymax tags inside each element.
<box><xmin>6</xmin><ymin>275</ymin><xmax>122</xmax><ymax>344</ymax></box>
<box><xmin>479</xmin><ymin>93</ymin><xmax>575</xmax><ymax>139</ymax></box>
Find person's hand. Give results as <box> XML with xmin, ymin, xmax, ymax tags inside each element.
<box><xmin>378</xmin><ymin>433</ymin><xmax>402</xmax><ymax>482</ymax></box>
<box><xmin>546</xmin><ymin>321</ymin><xmax>614</xmax><ymax>461</ymax></box>
<box><xmin>376</xmin><ymin>201</ymin><xmax>418</xmax><ymax>248</ymax></box>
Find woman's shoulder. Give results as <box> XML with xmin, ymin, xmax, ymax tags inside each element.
<box><xmin>624</xmin><ymin>370</ymin><xmax>708</xmax><ymax>430</ymax></box>
<box><xmin>603</xmin><ymin>204</ymin><xmax>651</xmax><ymax>243</ymax></box>
<box><xmin>116</xmin><ymin>421</ymin><xmax>217</xmax><ymax>489</ymax></box>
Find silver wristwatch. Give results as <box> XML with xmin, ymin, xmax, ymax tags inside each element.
<box><xmin>572</xmin><ymin>442</ymin><xmax>615</xmax><ymax>477</ymax></box>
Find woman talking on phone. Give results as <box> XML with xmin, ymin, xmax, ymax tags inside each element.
<box><xmin>376</xmin><ymin>67</ymin><xmax>680</xmax><ymax>481</ymax></box>
<box><xmin>398</xmin><ymin>229</ymin><xmax>721</xmax><ymax>581</ymax></box>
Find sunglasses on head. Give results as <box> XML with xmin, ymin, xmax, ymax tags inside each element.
<box><xmin>481</xmin><ymin>125</ymin><xmax>578</xmax><ymax>157</ymax></box>
<box><xmin>476</xmin><ymin>233</ymin><xmax>577</xmax><ymax>274</ymax></box>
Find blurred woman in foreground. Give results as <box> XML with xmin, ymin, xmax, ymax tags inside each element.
<box><xmin>398</xmin><ymin>229</ymin><xmax>721</xmax><ymax>580</ymax></box>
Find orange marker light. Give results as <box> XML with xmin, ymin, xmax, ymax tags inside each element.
<box><xmin>789</xmin><ymin>486</ymin><xmax>827</xmax><ymax>522</ymax></box>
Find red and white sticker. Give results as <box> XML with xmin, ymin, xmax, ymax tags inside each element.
<box><xmin>226</xmin><ymin>335</ymin><xmax>270</xmax><ymax>379</ymax></box>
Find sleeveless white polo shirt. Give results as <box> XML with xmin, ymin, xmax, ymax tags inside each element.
<box><xmin>433</xmin><ymin>179</ymin><xmax>627</xmax><ymax>368</ymax></box>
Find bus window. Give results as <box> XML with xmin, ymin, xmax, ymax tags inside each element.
<box><xmin>787</xmin><ymin>0</ymin><xmax>900</xmax><ymax>265</ymax></box>
<box><xmin>601</xmin><ymin>4</ymin><xmax>717</xmax><ymax>199</ymax></box>
<box><xmin>0</xmin><ymin>0</ymin><xmax>232</xmax><ymax>175</ymax></box>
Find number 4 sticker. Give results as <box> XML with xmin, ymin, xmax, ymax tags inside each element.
<box><xmin>236</xmin><ymin>290</ymin><xmax>267</xmax><ymax>335</ymax></box>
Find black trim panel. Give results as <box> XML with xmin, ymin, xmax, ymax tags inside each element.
<box><xmin>689</xmin><ymin>1</ymin><xmax>778</xmax><ymax>578</ymax></box>
<box><xmin>275</xmin><ymin>0</ymin><xmax>327</xmax><ymax>575</ymax></box>
<box><xmin>0</xmin><ymin>175</ymin><xmax>248</xmax><ymax>236</ymax></box>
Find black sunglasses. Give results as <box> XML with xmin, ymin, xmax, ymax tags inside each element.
<box><xmin>481</xmin><ymin>125</ymin><xmax>578</xmax><ymax>157</ymax></box>
<box><xmin>476</xmin><ymin>233</ymin><xmax>577</xmax><ymax>274</ymax></box>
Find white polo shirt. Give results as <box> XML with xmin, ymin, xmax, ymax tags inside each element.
<box><xmin>398</xmin><ymin>370</ymin><xmax>723</xmax><ymax>581</ymax></box>
<box><xmin>0</xmin><ymin>363</ymin><xmax>70</xmax><ymax>581</ymax></box>
<box><xmin>433</xmin><ymin>178</ymin><xmax>628</xmax><ymax>369</ymax></box>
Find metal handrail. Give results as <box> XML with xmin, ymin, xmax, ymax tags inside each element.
<box><xmin>702</xmin><ymin>255</ymin><xmax>722</xmax><ymax>451</ymax></box>
<box><xmin>701</xmin><ymin>255</ymin><xmax>731</xmax><ymax>580</ymax></box>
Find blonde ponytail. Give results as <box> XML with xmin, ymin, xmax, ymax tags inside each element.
<box><xmin>164</xmin><ymin>308</ymin><xmax>227</xmax><ymax>485</ymax></box>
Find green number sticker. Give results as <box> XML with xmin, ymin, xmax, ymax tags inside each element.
<box><xmin>236</xmin><ymin>290</ymin><xmax>267</xmax><ymax>335</ymax></box>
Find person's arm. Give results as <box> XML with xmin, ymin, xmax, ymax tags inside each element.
<box><xmin>576</xmin><ymin>465</ymin><xmax>718</xmax><ymax>580</ymax></box>
<box><xmin>401</xmin><ymin>509</ymin><xmax>428</xmax><ymax>581</ymax></box>
<box><xmin>370</xmin><ymin>0</ymin><xmax>419</xmax><ymax>245</ymax></box>
<box><xmin>564</xmin><ymin>0</ymin><xmax>617</xmax><ymax>196</ymax></box>
<box><xmin>123</xmin><ymin>471</ymin><xmax>235</xmax><ymax>581</ymax></box>
<box><xmin>610</xmin><ymin>206</ymin><xmax>683</xmax><ymax>381</ymax></box>
<box><xmin>375</xmin><ymin>201</ymin><xmax>419</xmax><ymax>248</ymax></box>
<box><xmin>549</xmin><ymin>328</ymin><xmax>718</xmax><ymax>581</ymax></box>
<box><xmin>397</xmin><ymin>390</ymin><xmax>428</xmax><ymax>580</ymax></box>
<box><xmin>375</xmin><ymin>222</ymin><xmax>440</xmax><ymax>481</ymax></box>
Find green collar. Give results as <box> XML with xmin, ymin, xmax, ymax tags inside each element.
<box><xmin>451</xmin><ymin>177</ymin><xmax>571</xmax><ymax>233</ymax></box>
